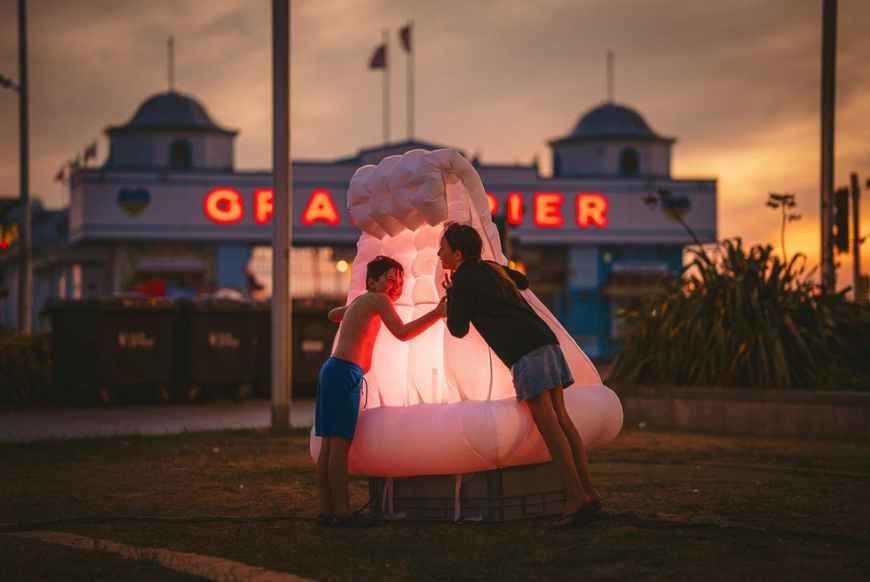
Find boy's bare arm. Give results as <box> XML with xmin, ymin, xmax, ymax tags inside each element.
<box><xmin>375</xmin><ymin>294</ymin><xmax>447</xmax><ymax>341</ymax></box>
<box><xmin>328</xmin><ymin>305</ymin><xmax>349</xmax><ymax>322</ymax></box>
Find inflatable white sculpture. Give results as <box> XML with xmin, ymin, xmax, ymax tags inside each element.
<box><xmin>310</xmin><ymin>149</ymin><xmax>623</xmax><ymax>478</ymax></box>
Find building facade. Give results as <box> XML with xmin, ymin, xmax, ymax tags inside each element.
<box><xmin>0</xmin><ymin>91</ymin><xmax>717</xmax><ymax>358</ymax></box>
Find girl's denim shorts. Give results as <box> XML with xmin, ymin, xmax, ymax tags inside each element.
<box><xmin>510</xmin><ymin>344</ymin><xmax>574</xmax><ymax>401</ymax></box>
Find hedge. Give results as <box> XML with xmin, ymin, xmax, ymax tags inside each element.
<box><xmin>0</xmin><ymin>332</ymin><xmax>52</xmax><ymax>405</ymax></box>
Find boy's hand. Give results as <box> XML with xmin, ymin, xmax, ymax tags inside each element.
<box><xmin>442</xmin><ymin>272</ymin><xmax>453</xmax><ymax>291</ymax></box>
<box><xmin>435</xmin><ymin>295</ymin><xmax>448</xmax><ymax>317</ymax></box>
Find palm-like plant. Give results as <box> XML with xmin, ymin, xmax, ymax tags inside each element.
<box><xmin>766</xmin><ymin>193</ymin><xmax>801</xmax><ymax>261</ymax></box>
<box><xmin>609</xmin><ymin>239</ymin><xmax>849</xmax><ymax>389</ymax></box>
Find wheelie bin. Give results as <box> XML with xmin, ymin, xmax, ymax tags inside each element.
<box><xmin>172</xmin><ymin>298</ymin><xmax>256</xmax><ymax>403</ymax></box>
<box><xmin>252</xmin><ymin>301</ymin><xmax>271</xmax><ymax>398</ymax></box>
<box><xmin>251</xmin><ymin>299</ymin><xmax>341</xmax><ymax>399</ymax></box>
<box><xmin>43</xmin><ymin>296</ymin><xmax>178</xmax><ymax>405</ymax></box>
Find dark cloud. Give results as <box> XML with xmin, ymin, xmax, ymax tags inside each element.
<box><xmin>1</xmin><ymin>0</ymin><xmax>869</xmax><ymax>282</ymax></box>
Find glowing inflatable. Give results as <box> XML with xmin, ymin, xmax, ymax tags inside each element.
<box><xmin>310</xmin><ymin>149</ymin><xmax>623</xmax><ymax>477</ymax></box>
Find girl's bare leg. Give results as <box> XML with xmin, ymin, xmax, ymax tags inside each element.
<box><xmin>316</xmin><ymin>437</ymin><xmax>333</xmax><ymax>515</ymax></box>
<box><xmin>551</xmin><ymin>385</ymin><xmax>600</xmax><ymax>501</ymax></box>
<box><xmin>328</xmin><ymin>437</ymin><xmax>353</xmax><ymax>517</ymax></box>
<box><xmin>525</xmin><ymin>390</ymin><xmax>590</xmax><ymax>517</ymax></box>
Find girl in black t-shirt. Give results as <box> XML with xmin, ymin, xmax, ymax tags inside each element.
<box><xmin>438</xmin><ymin>222</ymin><xmax>602</xmax><ymax>529</ymax></box>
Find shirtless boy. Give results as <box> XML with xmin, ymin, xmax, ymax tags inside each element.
<box><xmin>315</xmin><ymin>255</ymin><xmax>446</xmax><ymax>527</ymax></box>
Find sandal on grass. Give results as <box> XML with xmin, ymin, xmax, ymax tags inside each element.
<box><xmin>550</xmin><ymin>499</ymin><xmax>604</xmax><ymax>530</ymax></box>
<box><xmin>550</xmin><ymin>512</ymin><xmax>581</xmax><ymax>530</ymax></box>
<box><xmin>572</xmin><ymin>499</ymin><xmax>605</xmax><ymax>525</ymax></box>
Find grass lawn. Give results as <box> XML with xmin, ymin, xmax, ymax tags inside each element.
<box><xmin>1</xmin><ymin>426</ymin><xmax>869</xmax><ymax>581</ymax></box>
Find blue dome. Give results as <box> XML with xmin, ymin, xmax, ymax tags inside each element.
<box><xmin>555</xmin><ymin>103</ymin><xmax>671</xmax><ymax>142</ymax></box>
<box><xmin>107</xmin><ymin>91</ymin><xmax>236</xmax><ymax>135</ymax></box>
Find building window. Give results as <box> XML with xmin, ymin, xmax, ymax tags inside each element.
<box><xmin>246</xmin><ymin>246</ymin><xmax>352</xmax><ymax>300</ymax></box>
<box><xmin>72</xmin><ymin>264</ymin><xmax>82</xmax><ymax>299</ymax></box>
<box><xmin>170</xmin><ymin>139</ymin><xmax>192</xmax><ymax>169</ymax></box>
<box><xmin>619</xmin><ymin>148</ymin><xmax>639</xmax><ymax>176</ymax></box>
<box><xmin>553</xmin><ymin>152</ymin><xmax>562</xmax><ymax>177</ymax></box>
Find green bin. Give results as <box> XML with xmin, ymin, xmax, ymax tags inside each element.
<box><xmin>172</xmin><ymin>298</ymin><xmax>256</xmax><ymax>402</ymax></box>
<box><xmin>252</xmin><ymin>300</ymin><xmax>341</xmax><ymax>399</ymax></box>
<box><xmin>44</xmin><ymin>297</ymin><xmax>178</xmax><ymax>404</ymax></box>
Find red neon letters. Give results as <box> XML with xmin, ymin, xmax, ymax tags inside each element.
<box><xmin>203</xmin><ymin>188</ymin><xmax>609</xmax><ymax>229</ymax></box>
<box><xmin>507</xmin><ymin>192</ymin><xmax>523</xmax><ymax>225</ymax></box>
<box><xmin>576</xmin><ymin>193</ymin><xmax>609</xmax><ymax>228</ymax></box>
<box><xmin>302</xmin><ymin>189</ymin><xmax>340</xmax><ymax>225</ymax></box>
<box><xmin>204</xmin><ymin>188</ymin><xmax>243</xmax><ymax>224</ymax></box>
<box><xmin>534</xmin><ymin>192</ymin><xmax>564</xmax><ymax>228</ymax></box>
<box><xmin>486</xmin><ymin>192</ymin><xmax>498</xmax><ymax>216</ymax></box>
<box><xmin>254</xmin><ymin>189</ymin><xmax>273</xmax><ymax>224</ymax></box>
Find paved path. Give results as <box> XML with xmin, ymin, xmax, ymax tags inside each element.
<box><xmin>0</xmin><ymin>399</ymin><xmax>315</xmax><ymax>443</ymax></box>
<box><xmin>7</xmin><ymin>528</ymin><xmax>319</xmax><ymax>582</ymax></box>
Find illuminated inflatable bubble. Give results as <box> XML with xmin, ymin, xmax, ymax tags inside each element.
<box><xmin>311</xmin><ymin>148</ymin><xmax>623</xmax><ymax>477</ymax></box>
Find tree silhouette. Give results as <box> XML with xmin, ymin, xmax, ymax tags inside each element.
<box><xmin>766</xmin><ymin>193</ymin><xmax>801</xmax><ymax>261</ymax></box>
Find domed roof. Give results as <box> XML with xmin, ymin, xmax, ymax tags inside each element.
<box><xmin>552</xmin><ymin>102</ymin><xmax>673</xmax><ymax>143</ymax></box>
<box><xmin>106</xmin><ymin>91</ymin><xmax>236</xmax><ymax>135</ymax></box>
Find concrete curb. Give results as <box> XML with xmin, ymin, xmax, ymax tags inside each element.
<box><xmin>615</xmin><ymin>386</ymin><xmax>870</xmax><ymax>440</ymax></box>
<box><xmin>0</xmin><ymin>399</ymin><xmax>315</xmax><ymax>443</ymax></box>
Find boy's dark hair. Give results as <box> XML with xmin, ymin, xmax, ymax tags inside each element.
<box><xmin>366</xmin><ymin>255</ymin><xmax>404</xmax><ymax>288</ymax></box>
<box><xmin>441</xmin><ymin>222</ymin><xmax>522</xmax><ymax>302</ymax></box>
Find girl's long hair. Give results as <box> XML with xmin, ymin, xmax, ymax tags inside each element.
<box><xmin>442</xmin><ymin>222</ymin><xmax>523</xmax><ymax>303</ymax></box>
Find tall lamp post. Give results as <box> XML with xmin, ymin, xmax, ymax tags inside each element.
<box><xmin>271</xmin><ymin>0</ymin><xmax>292</xmax><ymax>429</ymax></box>
<box><xmin>0</xmin><ymin>0</ymin><xmax>31</xmax><ymax>333</ymax></box>
<box><xmin>820</xmin><ymin>0</ymin><xmax>837</xmax><ymax>292</ymax></box>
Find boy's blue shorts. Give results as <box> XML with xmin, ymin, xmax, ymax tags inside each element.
<box><xmin>315</xmin><ymin>357</ymin><xmax>365</xmax><ymax>441</ymax></box>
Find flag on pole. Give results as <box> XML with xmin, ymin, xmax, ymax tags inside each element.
<box><xmin>54</xmin><ymin>167</ymin><xmax>64</xmax><ymax>182</ymax></box>
<box><xmin>369</xmin><ymin>43</ymin><xmax>387</xmax><ymax>69</ymax></box>
<box><xmin>371</xmin><ymin>30</ymin><xmax>391</xmax><ymax>144</ymax></box>
<box><xmin>84</xmin><ymin>140</ymin><xmax>97</xmax><ymax>161</ymax></box>
<box><xmin>399</xmin><ymin>23</ymin><xmax>412</xmax><ymax>52</ymax></box>
<box><xmin>399</xmin><ymin>22</ymin><xmax>414</xmax><ymax>140</ymax></box>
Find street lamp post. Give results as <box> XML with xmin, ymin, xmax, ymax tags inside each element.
<box><xmin>0</xmin><ymin>0</ymin><xmax>31</xmax><ymax>333</ymax></box>
<box><xmin>17</xmin><ymin>0</ymin><xmax>32</xmax><ymax>333</ymax></box>
<box><xmin>271</xmin><ymin>0</ymin><xmax>292</xmax><ymax>429</ymax></box>
<box><xmin>820</xmin><ymin>0</ymin><xmax>837</xmax><ymax>292</ymax></box>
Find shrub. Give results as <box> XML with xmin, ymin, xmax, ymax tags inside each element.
<box><xmin>0</xmin><ymin>332</ymin><xmax>53</xmax><ymax>405</ymax></box>
<box><xmin>609</xmin><ymin>239</ymin><xmax>868</xmax><ymax>390</ymax></box>
<box><xmin>825</xmin><ymin>298</ymin><xmax>870</xmax><ymax>390</ymax></box>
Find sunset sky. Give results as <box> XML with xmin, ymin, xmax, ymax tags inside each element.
<box><xmin>1</xmin><ymin>0</ymin><xmax>868</xmax><ymax>290</ymax></box>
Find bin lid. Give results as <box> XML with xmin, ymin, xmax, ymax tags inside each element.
<box><xmin>42</xmin><ymin>296</ymin><xmax>178</xmax><ymax>312</ymax></box>
<box><xmin>100</xmin><ymin>296</ymin><xmax>179</xmax><ymax>311</ymax></box>
<box><xmin>177</xmin><ymin>296</ymin><xmax>256</xmax><ymax>313</ymax></box>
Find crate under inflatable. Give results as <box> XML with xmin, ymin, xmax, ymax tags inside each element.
<box><xmin>369</xmin><ymin>462</ymin><xmax>565</xmax><ymax>522</ymax></box>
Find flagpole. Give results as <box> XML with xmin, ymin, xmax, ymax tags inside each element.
<box><xmin>383</xmin><ymin>28</ymin><xmax>390</xmax><ymax>145</ymax></box>
<box><xmin>607</xmin><ymin>50</ymin><xmax>614</xmax><ymax>103</ymax></box>
<box><xmin>168</xmin><ymin>37</ymin><xmax>175</xmax><ymax>92</ymax></box>
<box><xmin>408</xmin><ymin>21</ymin><xmax>414</xmax><ymax>141</ymax></box>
